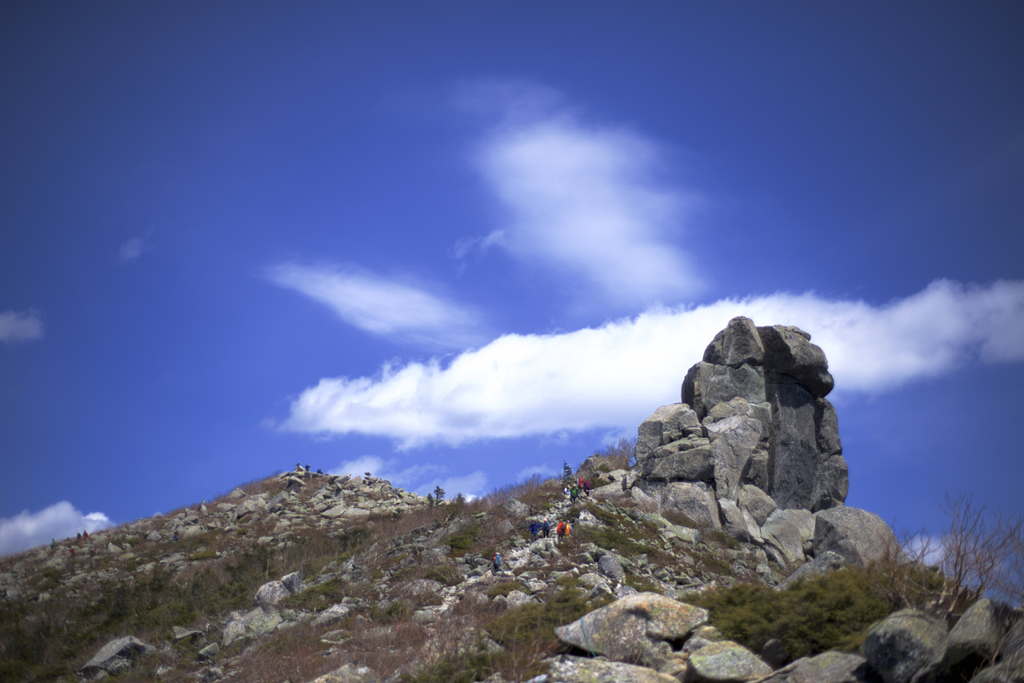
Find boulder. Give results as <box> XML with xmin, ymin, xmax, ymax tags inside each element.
<box><xmin>813</xmin><ymin>506</ymin><xmax>897</xmax><ymax>566</ymax></box>
<box><xmin>253</xmin><ymin>580</ymin><xmax>290</xmax><ymax>608</ymax></box>
<box><xmin>757</xmin><ymin>650</ymin><xmax>881</xmax><ymax>682</ymax></box>
<box><xmin>703</xmin><ymin>316</ymin><xmax>765</xmax><ymax>368</ymax></box>
<box><xmin>79</xmin><ymin>636</ymin><xmax>157</xmax><ymax>679</ymax></box>
<box><xmin>546</xmin><ymin>654</ymin><xmax>679</xmax><ymax>683</ymax></box>
<box><xmin>777</xmin><ymin>550</ymin><xmax>847</xmax><ymax>590</ymax></box>
<box><xmin>637</xmin><ymin>404</ymin><xmax>702</xmax><ymax>462</ymax></box>
<box><xmin>555</xmin><ymin>593</ymin><xmax>708</xmax><ymax>667</ymax></box>
<box><xmin>598</xmin><ymin>553</ymin><xmax>626</xmax><ymax>582</ymax></box>
<box><xmin>738</xmin><ymin>485</ymin><xmax>777</xmax><ymax>526</ymax></box>
<box><xmin>860</xmin><ymin>609</ymin><xmax>947</xmax><ymax>683</ymax></box>
<box><xmin>656</xmin><ymin>481</ymin><xmax>721</xmax><ymax>531</ymax></box>
<box><xmin>761</xmin><ymin>508</ymin><xmax>813</xmax><ymax>566</ymax></box>
<box><xmin>222</xmin><ymin>607</ymin><xmax>282</xmax><ymax>647</ymax></box>
<box><xmin>684</xmin><ymin>640</ymin><xmax>773</xmax><ymax>682</ymax></box>
<box><xmin>684</xmin><ymin>362</ymin><xmax>766</xmax><ymax>420</ymax></box>
<box><xmin>911</xmin><ymin>598</ymin><xmax>1018</xmax><ymax>683</ymax></box>
<box><xmin>718</xmin><ymin>499</ymin><xmax>762</xmax><ymax>544</ymax></box>
<box><xmin>646</xmin><ymin>317</ymin><xmax>848</xmax><ymax>514</ymax></box>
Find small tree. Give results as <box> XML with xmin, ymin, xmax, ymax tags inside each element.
<box><xmin>870</xmin><ymin>491</ymin><xmax>1024</xmax><ymax>623</ymax></box>
<box><xmin>426</xmin><ymin>493</ymin><xmax>434</xmax><ymax>507</ymax></box>
<box><xmin>433</xmin><ymin>485</ymin><xmax>446</xmax><ymax>504</ymax></box>
<box><xmin>562</xmin><ymin>461</ymin><xmax>574</xmax><ymax>484</ymax></box>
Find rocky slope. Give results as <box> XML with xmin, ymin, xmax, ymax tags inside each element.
<box><xmin>2</xmin><ymin>317</ymin><xmax>1022</xmax><ymax>683</ymax></box>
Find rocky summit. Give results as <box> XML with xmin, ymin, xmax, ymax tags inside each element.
<box><xmin>2</xmin><ymin>318</ymin><xmax>1022</xmax><ymax>683</ymax></box>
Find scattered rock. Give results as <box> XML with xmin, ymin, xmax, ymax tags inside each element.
<box><xmin>79</xmin><ymin>635</ymin><xmax>156</xmax><ymax>680</ymax></box>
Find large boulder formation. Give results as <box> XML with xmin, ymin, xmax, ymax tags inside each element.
<box><xmin>634</xmin><ymin>317</ymin><xmax>859</xmax><ymax>556</ymax></box>
<box><xmin>681</xmin><ymin>317</ymin><xmax>847</xmax><ymax>512</ymax></box>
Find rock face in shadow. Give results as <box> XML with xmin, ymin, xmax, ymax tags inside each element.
<box><xmin>634</xmin><ymin>316</ymin><xmax>864</xmax><ymax>563</ymax></box>
<box><xmin>638</xmin><ymin>317</ymin><xmax>847</xmax><ymax>522</ymax></box>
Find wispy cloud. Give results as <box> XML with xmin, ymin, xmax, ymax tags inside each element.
<box><xmin>458</xmin><ymin>81</ymin><xmax>703</xmax><ymax>307</ymax></box>
<box><xmin>267</xmin><ymin>263</ymin><xmax>482</xmax><ymax>348</ymax></box>
<box><xmin>0</xmin><ymin>309</ymin><xmax>44</xmax><ymax>343</ymax></box>
<box><xmin>280</xmin><ymin>279</ymin><xmax>1024</xmax><ymax>447</ymax></box>
<box><xmin>118</xmin><ymin>236</ymin><xmax>151</xmax><ymax>263</ymax></box>
<box><xmin>0</xmin><ymin>502</ymin><xmax>112</xmax><ymax>556</ymax></box>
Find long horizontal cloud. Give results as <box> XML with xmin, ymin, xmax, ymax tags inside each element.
<box><xmin>0</xmin><ymin>502</ymin><xmax>112</xmax><ymax>556</ymax></box>
<box><xmin>268</xmin><ymin>263</ymin><xmax>481</xmax><ymax>348</ymax></box>
<box><xmin>0</xmin><ymin>309</ymin><xmax>44</xmax><ymax>343</ymax></box>
<box><xmin>280</xmin><ymin>279</ymin><xmax>1024</xmax><ymax>447</ymax></box>
<box><xmin>464</xmin><ymin>82</ymin><xmax>702</xmax><ymax>307</ymax></box>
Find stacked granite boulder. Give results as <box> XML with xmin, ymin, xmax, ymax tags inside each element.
<box><xmin>634</xmin><ymin>316</ymin><xmax>892</xmax><ymax>570</ymax></box>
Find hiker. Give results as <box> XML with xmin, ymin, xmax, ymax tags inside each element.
<box><xmin>173</xmin><ymin>532</ymin><xmax>178</xmax><ymax>542</ymax></box>
<box><xmin>70</xmin><ymin>548</ymin><xmax>75</xmax><ymax>557</ymax></box>
<box><xmin>51</xmin><ymin>538</ymin><xmax>56</xmax><ymax>549</ymax></box>
<box><xmin>529</xmin><ymin>521</ymin><xmax>540</xmax><ymax>540</ymax></box>
<box><xmin>583</xmin><ymin>480</ymin><xmax>592</xmax><ymax>497</ymax></box>
<box><xmin>492</xmin><ymin>552</ymin><xmax>502</xmax><ymax>572</ymax></box>
<box><xmin>570</xmin><ymin>485</ymin><xmax>579</xmax><ymax>504</ymax></box>
<box><xmin>316</xmin><ymin>468</ymin><xmax>323</xmax><ymax>476</ymax></box>
<box><xmin>76</xmin><ymin>532</ymin><xmax>82</xmax><ymax>540</ymax></box>
<box><xmin>556</xmin><ymin>521</ymin><xmax>566</xmax><ymax>544</ymax></box>
<box><xmin>563</xmin><ymin>485</ymin><xmax>570</xmax><ymax>497</ymax></box>
<box><xmin>542</xmin><ymin>518</ymin><xmax>551</xmax><ymax>538</ymax></box>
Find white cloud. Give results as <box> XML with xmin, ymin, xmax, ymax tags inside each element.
<box><xmin>268</xmin><ymin>263</ymin><xmax>481</xmax><ymax>348</ymax></box>
<box><xmin>280</xmin><ymin>279</ymin><xmax>1024</xmax><ymax>447</ymax></box>
<box><xmin>0</xmin><ymin>309</ymin><xmax>44</xmax><ymax>343</ymax></box>
<box><xmin>0</xmin><ymin>502</ymin><xmax>112</xmax><ymax>556</ymax></box>
<box><xmin>462</xmin><ymin>83</ymin><xmax>703</xmax><ymax>307</ymax></box>
<box><xmin>118</xmin><ymin>236</ymin><xmax>150</xmax><ymax>262</ymax></box>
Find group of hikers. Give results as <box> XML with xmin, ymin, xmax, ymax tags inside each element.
<box><xmin>563</xmin><ymin>477</ymin><xmax>592</xmax><ymax>504</ymax></box>
<box><xmin>492</xmin><ymin>516</ymin><xmax>575</xmax><ymax>573</ymax></box>
<box><xmin>295</xmin><ymin>462</ymin><xmax>324</xmax><ymax>477</ymax></box>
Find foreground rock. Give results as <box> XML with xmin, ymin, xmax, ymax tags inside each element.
<box><xmin>555</xmin><ymin>592</ymin><xmax>708</xmax><ymax>668</ymax></box>
<box><xmin>79</xmin><ymin>635</ymin><xmax>156</xmax><ymax>680</ymax></box>
<box><xmin>684</xmin><ymin>640</ymin><xmax>772</xmax><ymax>682</ymax></box>
<box><xmin>860</xmin><ymin>610</ymin><xmax>946</xmax><ymax>683</ymax></box>
<box><xmin>757</xmin><ymin>651</ymin><xmax>881</xmax><ymax>682</ymax></box>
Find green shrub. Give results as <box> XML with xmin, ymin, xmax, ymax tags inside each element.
<box><xmin>691</xmin><ymin>566</ymin><xmax>893</xmax><ymax>660</ymax></box>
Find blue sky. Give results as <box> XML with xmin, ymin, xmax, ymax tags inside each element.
<box><xmin>2</xmin><ymin>2</ymin><xmax>1022</xmax><ymax>554</ymax></box>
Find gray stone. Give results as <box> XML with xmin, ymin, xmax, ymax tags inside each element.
<box><xmin>703</xmin><ymin>316</ymin><xmax>765</xmax><ymax>369</ymax></box>
<box><xmin>281</xmin><ymin>570</ymin><xmax>303</xmax><ymax>594</ymax></box>
<box><xmin>761</xmin><ymin>508</ymin><xmax>814</xmax><ymax>566</ymax></box>
<box><xmin>546</xmin><ymin>654</ymin><xmax>679</xmax><ymax>683</ymax></box>
<box><xmin>313</xmin><ymin>602</ymin><xmax>352</xmax><ymax>627</ymax></box>
<box><xmin>705</xmin><ymin>414</ymin><xmax>764</xmax><ymax>500</ymax></box>
<box><xmin>684</xmin><ymin>640</ymin><xmax>772</xmax><ymax>682</ymax></box>
<box><xmin>777</xmin><ymin>551</ymin><xmax>847</xmax><ymax>590</ymax></box>
<box><xmin>813</xmin><ymin>506</ymin><xmax>897</xmax><ymax>567</ymax></box>
<box><xmin>79</xmin><ymin>636</ymin><xmax>157</xmax><ymax>679</ymax></box>
<box><xmin>758</xmin><ymin>651</ymin><xmax>881</xmax><ymax>682</ymax></box>
<box><xmin>555</xmin><ymin>593</ymin><xmax>708</xmax><ymax>668</ymax></box>
<box><xmin>738</xmin><ymin>485</ymin><xmax>777</xmax><ymax>526</ymax></box>
<box><xmin>860</xmin><ymin>609</ymin><xmax>946</xmax><ymax>683</ymax></box>
<box><xmin>222</xmin><ymin>607</ymin><xmax>281</xmax><ymax>647</ymax></box>
<box><xmin>657</xmin><ymin>481</ymin><xmax>721</xmax><ymax>531</ymax></box>
<box><xmin>718</xmin><ymin>499</ymin><xmax>762</xmax><ymax>544</ymax></box>
<box><xmin>684</xmin><ymin>362</ymin><xmax>766</xmax><ymax>420</ymax></box>
<box><xmin>197</xmin><ymin>642</ymin><xmax>219</xmax><ymax>661</ymax></box>
<box><xmin>757</xmin><ymin>324</ymin><xmax>834</xmax><ymax>399</ymax></box>
<box><xmin>641</xmin><ymin>443</ymin><xmax>715</xmax><ymax>483</ymax></box>
<box><xmin>911</xmin><ymin>598</ymin><xmax>1018</xmax><ymax>683</ymax></box>
<box><xmin>598</xmin><ymin>553</ymin><xmax>625</xmax><ymax>581</ymax></box>
<box><xmin>637</xmin><ymin>404</ymin><xmax>702</xmax><ymax>462</ymax></box>
<box><xmin>253</xmin><ymin>580</ymin><xmax>290</xmax><ymax>608</ymax></box>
